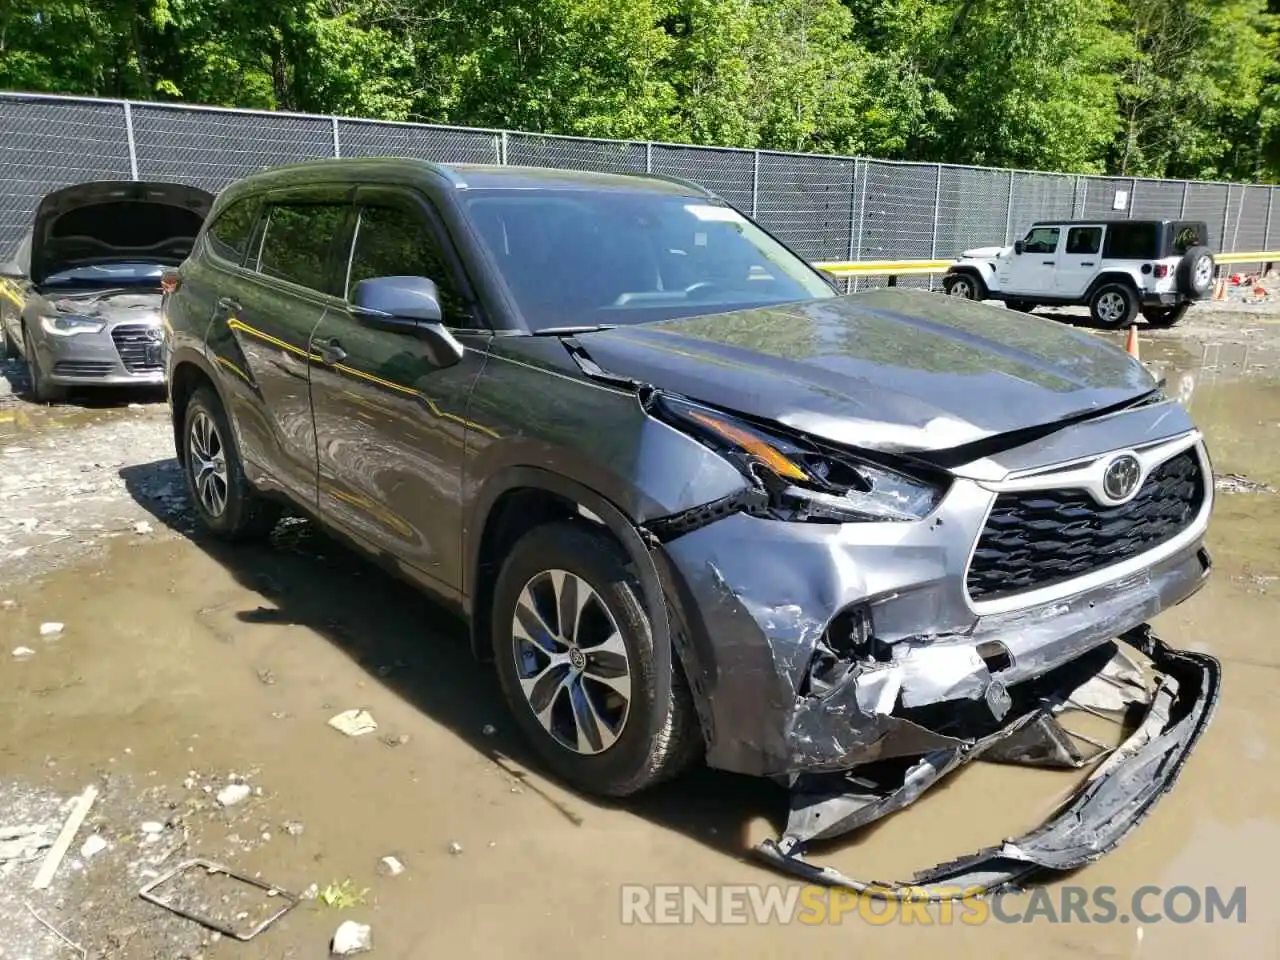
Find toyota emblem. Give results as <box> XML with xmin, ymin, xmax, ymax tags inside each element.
<box><xmin>1102</xmin><ymin>454</ymin><xmax>1142</xmax><ymax>502</ymax></box>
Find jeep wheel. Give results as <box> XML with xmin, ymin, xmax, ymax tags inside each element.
<box><xmin>944</xmin><ymin>274</ymin><xmax>982</xmax><ymax>300</ymax></box>
<box><xmin>182</xmin><ymin>386</ymin><xmax>281</xmax><ymax>540</ymax></box>
<box><xmin>491</xmin><ymin>520</ymin><xmax>700</xmax><ymax>797</ymax></box>
<box><xmin>23</xmin><ymin>327</ymin><xmax>66</xmax><ymax>403</ymax></box>
<box><xmin>1176</xmin><ymin>246</ymin><xmax>1214</xmax><ymax>298</ymax></box>
<box><xmin>1141</xmin><ymin>304</ymin><xmax>1191</xmax><ymax>327</ymax></box>
<box><xmin>1089</xmin><ymin>283</ymin><xmax>1138</xmax><ymax>327</ymax></box>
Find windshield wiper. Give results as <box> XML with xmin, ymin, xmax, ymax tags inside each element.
<box><xmin>527</xmin><ymin>324</ymin><xmax>618</xmax><ymax>336</ymax></box>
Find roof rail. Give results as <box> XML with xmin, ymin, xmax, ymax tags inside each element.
<box><xmin>637</xmin><ymin>172</ymin><xmax>718</xmax><ymax>199</ymax></box>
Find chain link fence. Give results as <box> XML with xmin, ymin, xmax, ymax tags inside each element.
<box><xmin>2</xmin><ymin>91</ymin><xmax>1278</xmax><ymax>278</ymax></box>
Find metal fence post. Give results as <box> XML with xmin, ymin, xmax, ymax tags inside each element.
<box><xmin>930</xmin><ymin>164</ymin><xmax>942</xmax><ymax>290</ymax></box>
<box><xmin>331</xmin><ymin>117</ymin><xmax>341</xmax><ymax>158</ymax></box>
<box><xmin>645</xmin><ymin>141</ymin><xmax>652</xmax><ymax>174</ymax></box>
<box><xmin>751</xmin><ymin>150</ymin><xmax>760</xmax><ymax>218</ymax></box>
<box><xmin>1180</xmin><ymin>181</ymin><xmax>1189</xmax><ymax>218</ymax></box>
<box><xmin>122</xmin><ymin>101</ymin><xmax>139</xmax><ymax>180</ymax></box>
<box><xmin>852</xmin><ymin>161</ymin><xmax>870</xmax><ymax>291</ymax></box>
<box><xmin>1221</xmin><ymin>185</ymin><xmax>1233</xmax><ymax>251</ymax></box>
<box><xmin>1266</xmin><ymin>187</ymin><xmax>1275</xmax><ymax>250</ymax></box>
<box><xmin>1004</xmin><ymin>170</ymin><xmax>1015</xmax><ymax>244</ymax></box>
<box><xmin>500</xmin><ymin>131</ymin><xmax>508</xmax><ymax>165</ymax></box>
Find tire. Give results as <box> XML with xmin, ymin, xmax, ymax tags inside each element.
<box><xmin>491</xmin><ymin>520</ymin><xmax>700</xmax><ymax>797</ymax></box>
<box><xmin>1005</xmin><ymin>300</ymin><xmax>1037</xmax><ymax>313</ymax></box>
<box><xmin>1175</xmin><ymin>246</ymin><xmax>1214</xmax><ymax>298</ymax></box>
<box><xmin>1141</xmin><ymin>303</ymin><xmax>1191</xmax><ymax>327</ymax></box>
<box><xmin>943</xmin><ymin>273</ymin><xmax>983</xmax><ymax>300</ymax></box>
<box><xmin>1089</xmin><ymin>282</ymin><xmax>1138</xmax><ymax>327</ymax></box>
<box><xmin>23</xmin><ymin>327</ymin><xmax>66</xmax><ymax>403</ymax></box>
<box><xmin>181</xmin><ymin>385</ymin><xmax>280</xmax><ymax>540</ymax></box>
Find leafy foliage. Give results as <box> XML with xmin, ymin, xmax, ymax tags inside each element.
<box><xmin>0</xmin><ymin>0</ymin><xmax>1275</xmax><ymax>181</ymax></box>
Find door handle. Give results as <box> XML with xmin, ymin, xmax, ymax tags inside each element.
<box><xmin>1042</xmin><ymin>260</ymin><xmax>1056</xmax><ymax>266</ymax></box>
<box><xmin>1081</xmin><ymin>261</ymin><xmax>1095</xmax><ymax>266</ymax></box>
<box><xmin>217</xmin><ymin>296</ymin><xmax>242</xmax><ymax>313</ymax></box>
<box><xmin>318</xmin><ymin>337</ymin><xmax>347</xmax><ymax>365</ymax></box>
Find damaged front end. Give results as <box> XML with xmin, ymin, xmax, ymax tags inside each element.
<box><xmin>757</xmin><ymin>626</ymin><xmax>1220</xmax><ymax>898</ymax></box>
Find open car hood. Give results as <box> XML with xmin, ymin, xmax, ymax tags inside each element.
<box><xmin>29</xmin><ymin>180</ymin><xmax>214</xmax><ymax>286</ymax></box>
<box><xmin>572</xmin><ymin>288</ymin><xmax>1158</xmax><ymax>454</ymax></box>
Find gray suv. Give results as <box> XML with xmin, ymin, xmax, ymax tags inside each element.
<box><xmin>164</xmin><ymin>159</ymin><xmax>1220</xmax><ymax>895</ymax></box>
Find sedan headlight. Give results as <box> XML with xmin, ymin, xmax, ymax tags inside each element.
<box><xmin>653</xmin><ymin>395</ymin><xmax>947</xmax><ymax>522</ymax></box>
<box><xmin>40</xmin><ymin>314</ymin><xmax>105</xmax><ymax>336</ymax></box>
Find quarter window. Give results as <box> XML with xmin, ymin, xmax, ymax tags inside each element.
<box><xmin>1022</xmin><ymin>227</ymin><xmax>1060</xmax><ymax>254</ymax></box>
<box><xmin>1066</xmin><ymin>227</ymin><xmax>1103</xmax><ymax>255</ymax></box>
<box><xmin>255</xmin><ymin>203</ymin><xmax>347</xmax><ymax>292</ymax></box>
<box><xmin>1104</xmin><ymin>223</ymin><xmax>1160</xmax><ymax>259</ymax></box>
<box><xmin>346</xmin><ymin>204</ymin><xmax>466</xmax><ymax>325</ymax></box>
<box><xmin>206</xmin><ymin>198</ymin><xmax>258</xmax><ymax>264</ymax></box>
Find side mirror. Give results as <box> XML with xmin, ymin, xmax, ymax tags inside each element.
<box><xmin>1013</xmin><ymin>240</ymin><xmax>1025</xmax><ymax>255</ymax></box>
<box><xmin>350</xmin><ymin>276</ymin><xmax>464</xmax><ymax>369</ymax></box>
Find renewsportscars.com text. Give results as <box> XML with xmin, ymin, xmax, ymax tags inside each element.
<box><xmin>620</xmin><ymin>884</ymin><xmax>1247</xmax><ymax>926</ymax></box>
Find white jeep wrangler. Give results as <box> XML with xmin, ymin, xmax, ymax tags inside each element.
<box><xmin>942</xmin><ymin>218</ymin><xmax>1216</xmax><ymax>327</ymax></box>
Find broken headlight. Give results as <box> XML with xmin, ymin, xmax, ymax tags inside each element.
<box><xmin>654</xmin><ymin>395</ymin><xmax>947</xmax><ymax>522</ymax></box>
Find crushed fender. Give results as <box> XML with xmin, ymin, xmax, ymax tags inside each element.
<box><xmin>753</xmin><ymin>625</ymin><xmax>1220</xmax><ymax>899</ymax></box>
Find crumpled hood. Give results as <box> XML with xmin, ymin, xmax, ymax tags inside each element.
<box><xmin>959</xmin><ymin>244</ymin><xmax>1009</xmax><ymax>260</ymax></box>
<box><xmin>573</xmin><ymin>288</ymin><xmax>1156</xmax><ymax>453</ymax></box>
<box><xmin>30</xmin><ymin>180</ymin><xmax>213</xmax><ymax>285</ymax></box>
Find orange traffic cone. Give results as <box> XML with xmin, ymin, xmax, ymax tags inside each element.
<box><xmin>1125</xmin><ymin>323</ymin><xmax>1140</xmax><ymax>360</ymax></box>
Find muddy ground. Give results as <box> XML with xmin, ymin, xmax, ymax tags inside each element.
<box><xmin>1</xmin><ymin>300</ymin><xmax>1278</xmax><ymax>959</ymax></box>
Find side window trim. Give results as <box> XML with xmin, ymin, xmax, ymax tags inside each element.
<box><xmin>205</xmin><ymin>196</ymin><xmax>262</xmax><ymax>268</ymax></box>
<box><xmin>350</xmin><ymin>184</ymin><xmax>489</xmax><ymax>332</ymax></box>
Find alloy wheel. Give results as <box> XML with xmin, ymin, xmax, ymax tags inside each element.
<box><xmin>1193</xmin><ymin>256</ymin><xmax>1213</xmax><ymax>291</ymax></box>
<box><xmin>189</xmin><ymin>410</ymin><xmax>229</xmax><ymax>518</ymax></box>
<box><xmin>948</xmin><ymin>279</ymin><xmax>972</xmax><ymax>298</ymax></box>
<box><xmin>1096</xmin><ymin>291</ymin><xmax>1127</xmax><ymax>325</ymax></box>
<box><xmin>511</xmin><ymin>569</ymin><xmax>632</xmax><ymax>755</ymax></box>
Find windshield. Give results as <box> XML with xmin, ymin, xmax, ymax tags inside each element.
<box><xmin>466</xmin><ymin>190</ymin><xmax>835</xmax><ymax>330</ymax></box>
<box><xmin>41</xmin><ymin>262</ymin><xmax>168</xmax><ymax>287</ymax></box>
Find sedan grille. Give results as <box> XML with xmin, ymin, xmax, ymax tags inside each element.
<box><xmin>967</xmin><ymin>450</ymin><xmax>1205</xmax><ymax>604</ymax></box>
<box><xmin>111</xmin><ymin>324</ymin><xmax>163</xmax><ymax>373</ymax></box>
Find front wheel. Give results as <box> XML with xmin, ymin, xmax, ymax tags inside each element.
<box><xmin>1089</xmin><ymin>283</ymin><xmax>1138</xmax><ymax>327</ymax></box>
<box><xmin>943</xmin><ymin>274</ymin><xmax>982</xmax><ymax>300</ymax></box>
<box><xmin>23</xmin><ymin>327</ymin><xmax>66</xmax><ymax>403</ymax></box>
<box><xmin>491</xmin><ymin>520</ymin><xmax>700</xmax><ymax>797</ymax></box>
<box><xmin>182</xmin><ymin>386</ymin><xmax>280</xmax><ymax>540</ymax></box>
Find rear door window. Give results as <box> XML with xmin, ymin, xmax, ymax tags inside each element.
<box><xmin>1066</xmin><ymin>227</ymin><xmax>1103</xmax><ymax>255</ymax></box>
<box><xmin>206</xmin><ymin>198</ymin><xmax>258</xmax><ymax>265</ymax></box>
<box><xmin>1104</xmin><ymin>223</ymin><xmax>1160</xmax><ymax>259</ymax></box>
<box><xmin>254</xmin><ymin>202</ymin><xmax>348</xmax><ymax>293</ymax></box>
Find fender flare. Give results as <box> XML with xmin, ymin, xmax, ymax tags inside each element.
<box><xmin>466</xmin><ymin>465</ymin><xmax>675</xmax><ymax>729</ymax></box>
<box><xmin>1084</xmin><ymin>272</ymin><xmax>1141</xmax><ymax>302</ymax></box>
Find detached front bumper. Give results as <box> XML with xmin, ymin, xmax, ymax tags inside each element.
<box><xmin>754</xmin><ymin>627</ymin><xmax>1220</xmax><ymax>898</ymax></box>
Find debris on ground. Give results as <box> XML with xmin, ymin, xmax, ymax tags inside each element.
<box><xmin>12</xmin><ymin>646</ymin><xmax>35</xmax><ymax>659</ymax></box>
<box><xmin>331</xmin><ymin>919</ymin><xmax>373</xmax><ymax>956</ymax></box>
<box><xmin>1215</xmin><ymin>472</ymin><xmax>1275</xmax><ymax>494</ymax></box>
<box><xmin>379</xmin><ymin>732</ymin><xmax>409</xmax><ymax>748</ymax></box>
<box><xmin>133</xmin><ymin>521</ymin><xmax>153</xmax><ymax>535</ymax></box>
<box><xmin>215</xmin><ymin>783</ymin><xmax>252</xmax><ymax>808</ymax></box>
<box><xmin>282</xmin><ymin>820</ymin><xmax>305</xmax><ymax>837</ymax></box>
<box><xmin>138</xmin><ymin>858</ymin><xmax>299</xmax><ymax>941</ymax></box>
<box><xmin>376</xmin><ymin>855</ymin><xmax>404</xmax><ymax>877</ymax></box>
<box><xmin>0</xmin><ymin>824</ymin><xmax>54</xmax><ymax>863</ymax></box>
<box><xmin>328</xmin><ymin>709</ymin><xmax>378</xmax><ymax>737</ymax></box>
<box><xmin>38</xmin><ymin>622</ymin><xmax>64</xmax><ymax>638</ymax></box>
<box><xmin>33</xmin><ymin>784</ymin><xmax>98</xmax><ymax>890</ymax></box>
<box><xmin>79</xmin><ymin>834</ymin><xmax>108</xmax><ymax>859</ymax></box>
<box><xmin>447</xmin><ymin>841</ymin><xmax>463</xmax><ymax>856</ymax></box>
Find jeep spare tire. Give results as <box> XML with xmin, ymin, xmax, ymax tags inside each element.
<box><xmin>1176</xmin><ymin>245</ymin><xmax>1214</xmax><ymax>297</ymax></box>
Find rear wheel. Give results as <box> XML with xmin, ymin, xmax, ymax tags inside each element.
<box><xmin>491</xmin><ymin>520</ymin><xmax>700</xmax><ymax>797</ymax></box>
<box><xmin>182</xmin><ymin>386</ymin><xmax>280</xmax><ymax>540</ymax></box>
<box><xmin>943</xmin><ymin>274</ymin><xmax>983</xmax><ymax>300</ymax></box>
<box><xmin>1089</xmin><ymin>283</ymin><xmax>1138</xmax><ymax>327</ymax></box>
<box><xmin>1141</xmin><ymin>304</ymin><xmax>1191</xmax><ymax>327</ymax></box>
<box><xmin>23</xmin><ymin>327</ymin><xmax>66</xmax><ymax>403</ymax></box>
